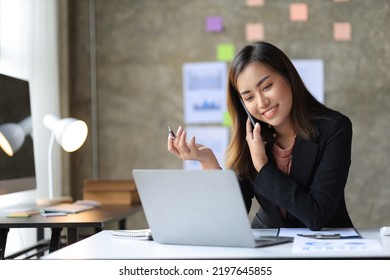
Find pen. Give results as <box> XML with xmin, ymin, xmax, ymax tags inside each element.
<box><xmin>297</xmin><ymin>233</ymin><xmax>341</xmax><ymax>239</ymax></box>
<box><xmin>168</xmin><ymin>126</ymin><xmax>176</xmax><ymax>139</ymax></box>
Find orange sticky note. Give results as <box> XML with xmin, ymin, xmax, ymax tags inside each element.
<box><xmin>333</xmin><ymin>22</ymin><xmax>352</xmax><ymax>41</ymax></box>
<box><xmin>289</xmin><ymin>3</ymin><xmax>308</xmax><ymax>22</ymax></box>
<box><xmin>246</xmin><ymin>23</ymin><xmax>265</xmax><ymax>42</ymax></box>
<box><xmin>246</xmin><ymin>0</ymin><xmax>265</xmax><ymax>6</ymax></box>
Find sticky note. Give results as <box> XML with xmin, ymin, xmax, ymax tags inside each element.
<box><xmin>6</xmin><ymin>210</ymin><xmax>39</xmax><ymax>218</ymax></box>
<box><xmin>223</xmin><ymin>111</ymin><xmax>232</xmax><ymax>127</ymax></box>
<box><xmin>216</xmin><ymin>43</ymin><xmax>235</xmax><ymax>62</ymax></box>
<box><xmin>246</xmin><ymin>23</ymin><xmax>265</xmax><ymax>42</ymax></box>
<box><xmin>246</xmin><ymin>0</ymin><xmax>265</xmax><ymax>7</ymax></box>
<box><xmin>333</xmin><ymin>22</ymin><xmax>352</xmax><ymax>41</ymax></box>
<box><xmin>206</xmin><ymin>16</ymin><xmax>223</xmax><ymax>33</ymax></box>
<box><xmin>289</xmin><ymin>3</ymin><xmax>308</xmax><ymax>22</ymax></box>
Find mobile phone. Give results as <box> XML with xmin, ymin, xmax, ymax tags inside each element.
<box><xmin>168</xmin><ymin>126</ymin><xmax>176</xmax><ymax>139</ymax></box>
<box><xmin>239</xmin><ymin>98</ymin><xmax>256</xmax><ymax>127</ymax></box>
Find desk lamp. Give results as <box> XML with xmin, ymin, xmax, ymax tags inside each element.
<box><xmin>0</xmin><ymin>116</ymin><xmax>32</xmax><ymax>156</ymax></box>
<box><xmin>41</xmin><ymin>114</ymin><xmax>88</xmax><ymax>204</ymax></box>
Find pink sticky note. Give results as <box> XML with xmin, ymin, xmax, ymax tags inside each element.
<box><xmin>246</xmin><ymin>23</ymin><xmax>264</xmax><ymax>42</ymax></box>
<box><xmin>246</xmin><ymin>0</ymin><xmax>265</xmax><ymax>7</ymax></box>
<box><xmin>289</xmin><ymin>3</ymin><xmax>308</xmax><ymax>22</ymax></box>
<box><xmin>333</xmin><ymin>22</ymin><xmax>352</xmax><ymax>41</ymax></box>
<box><xmin>206</xmin><ymin>16</ymin><xmax>223</xmax><ymax>33</ymax></box>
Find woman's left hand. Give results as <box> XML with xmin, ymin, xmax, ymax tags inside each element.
<box><xmin>245</xmin><ymin>118</ymin><xmax>268</xmax><ymax>172</ymax></box>
<box><xmin>167</xmin><ymin>126</ymin><xmax>221</xmax><ymax>170</ymax></box>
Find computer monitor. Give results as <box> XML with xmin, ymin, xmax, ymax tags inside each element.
<box><xmin>0</xmin><ymin>74</ymin><xmax>36</xmax><ymax>195</ymax></box>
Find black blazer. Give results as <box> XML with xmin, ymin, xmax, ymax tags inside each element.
<box><xmin>240</xmin><ymin>110</ymin><xmax>354</xmax><ymax>230</ymax></box>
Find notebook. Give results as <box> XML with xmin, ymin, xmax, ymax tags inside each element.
<box><xmin>112</xmin><ymin>229</ymin><xmax>153</xmax><ymax>240</ymax></box>
<box><xmin>132</xmin><ymin>169</ymin><xmax>293</xmax><ymax>248</ymax></box>
<box><xmin>41</xmin><ymin>202</ymin><xmax>96</xmax><ymax>214</ymax></box>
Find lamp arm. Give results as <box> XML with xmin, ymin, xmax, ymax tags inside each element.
<box><xmin>48</xmin><ymin>132</ymin><xmax>55</xmax><ymax>200</ymax></box>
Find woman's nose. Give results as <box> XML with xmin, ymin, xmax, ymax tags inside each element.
<box><xmin>256</xmin><ymin>93</ymin><xmax>270</xmax><ymax>108</ymax></box>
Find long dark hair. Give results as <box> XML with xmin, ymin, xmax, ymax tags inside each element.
<box><xmin>225</xmin><ymin>41</ymin><xmax>328</xmax><ymax>180</ymax></box>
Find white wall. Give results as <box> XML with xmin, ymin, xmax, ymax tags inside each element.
<box><xmin>0</xmin><ymin>0</ymin><xmax>61</xmax><ymax>256</ymax></box>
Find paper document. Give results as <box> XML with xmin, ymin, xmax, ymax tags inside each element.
<box><xmin>183</xmin><ymin>61</ymin><xmax>228</xmax><ymax>124</ymax></box>
<box><xmin>292</xmin><ymin>236</ymin><xmax>383</xmax><ymax>253</ymax></box>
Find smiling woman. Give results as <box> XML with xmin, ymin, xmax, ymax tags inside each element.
<box><xmin>236</xmin><ymin>62</ymin><xmax>294</xmax><ymax>150</ymax></box>
<box><xmin>168</xmin><ymin>41</ymin><xmax>354</xmax><ymax>231</ymax></box>
<box><xmin>226</xmin><ymin>42</ymin><xmax>353</xmax><ymax>230</ymax></box>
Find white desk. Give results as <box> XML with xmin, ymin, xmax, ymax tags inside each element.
<box><xmin>0</xmin><ymin>205</ymin><xmax>142</xmax><ymax>260</ymax></box>
<box><xmin>43</xmin><ymin>228</ymin><xmax>390</xmax><ymax>259</ymax></box>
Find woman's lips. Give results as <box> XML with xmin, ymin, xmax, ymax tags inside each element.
<box><xmin>262</xmin><ymin>105</ymin><xmax>278</xmax><ymax>119</ymax></box>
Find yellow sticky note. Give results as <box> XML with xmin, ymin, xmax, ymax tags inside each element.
<box><xmin>223</xmin><ymin>111</ymin><xmax>232</xmax><ymax>127</ymax></box>
<box><xmin>216</xmin><ymin>43</ymin><xmax>235</xmax><ymax>62</ymax></box>
<box><xmin>246</xmin><ymin>23</ymin><xmax>265</xmax><ymax>42</ymax></box>
<box><xmin>333</xmin><ymin>22</ymin><xmax>352</xmax><ymax>41</ymax></box>
<box><xmin>6</xmin><ymin>210</ymin><xmax>39</xmax><ymax>218</ymax></box>
<box><xmin>289</xmin><ymin>3</ymin><xmax>309</xmax><ymax>22</ymax></box>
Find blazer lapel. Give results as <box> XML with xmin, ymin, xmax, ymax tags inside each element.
<box><xmin>262</xmin><ymin>137</ymin><xmax>320</xmax><ymax>225</ymax></box>
<box><xmin>290</xmin><ymin>137</ymin><xmax>319</xmax><ymax>187</ymax></box>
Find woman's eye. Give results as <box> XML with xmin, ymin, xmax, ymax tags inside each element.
<box><xmin>263</xmin><ymin>83</ymin><xmax>273</xmax><ymax>91</ymax></box>
<box><xmin>244</xmin><ymin>96</ymin><xmax>254</xmax><ymax>102</ymax></box>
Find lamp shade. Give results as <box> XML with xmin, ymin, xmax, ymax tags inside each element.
<box><xmin>43</xmin><ymin>114</ymin><xmax>88</xmax><ymax>152</ymax></box>
<box><xmin>42</xmin><ymin>114</ymin><xmax>88</xmax><ymax>202</ymax></box>
<box><xmin>0</xmin><ymin>116</ymin><xmax>32</xmax><ymax>156</ymax></box>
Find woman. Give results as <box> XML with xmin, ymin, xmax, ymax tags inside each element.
<box><xmin>168</xmin><ymin>41</ymin><xmax>354</xmax><ymax>230</ymax></box>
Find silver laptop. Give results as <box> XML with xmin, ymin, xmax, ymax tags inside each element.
<box><xmin>132</xmin><ymin>169</ymin><xmax>293</xmax><ymax>248</ymax></box>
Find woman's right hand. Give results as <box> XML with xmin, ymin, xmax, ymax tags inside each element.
<box><xmin>245</xmin><ymin>118</ymin><xmax>268</xmax><ymax>172</ymax></box>
<box><xmin>167</xmin><ymin>126</ymin><xmax>221</xmax><ymax>170</ymax></box>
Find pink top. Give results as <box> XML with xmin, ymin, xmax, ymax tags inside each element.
<box><xmin>273</xmin><ymin>143</ymin><xmax>294</xmax><ymax>175</ymax></box>
<box><xmin>273</xmin><ymin>142</ymin><xmax>294</xmax><ymax>218</ymax></box>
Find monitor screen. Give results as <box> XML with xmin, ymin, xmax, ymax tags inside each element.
<box><xmin>0</xmin><ymin>74</ymin><xmax>36</xmax><ymax>195</ymax></box>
